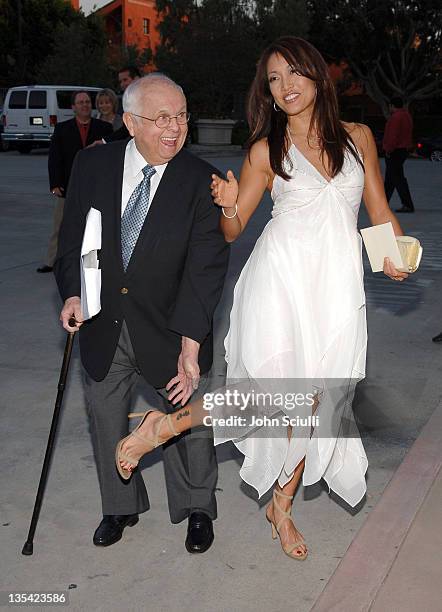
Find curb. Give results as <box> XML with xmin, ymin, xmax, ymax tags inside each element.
<box><xmin>311</xmin><ymin>398</ymin><xmax>442</xmax><ymax>612</ymax></box>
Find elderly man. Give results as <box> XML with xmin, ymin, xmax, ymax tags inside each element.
<box><xmin>54</xmin><ymin>75</ymin><xmax>229</xmax><ymax>553</ymax></box>
<box><xmin>37</xmin><ymin>91</ymin><xmax>112</xmax><ymax>273</ymax></box>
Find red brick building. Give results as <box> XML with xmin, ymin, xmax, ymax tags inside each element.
<box><xmin>96</xmin><ymin>0</ymin><xmax>161</xmax><ymax>64</ymax></box>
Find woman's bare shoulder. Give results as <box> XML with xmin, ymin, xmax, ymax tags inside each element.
<box><xmin>343</xmin><ymin>121</ymin><xmax>373</xmax><ymax>143</ymax></box>
<box><xmin>342</xmin><ymin>122</ymin><xmax>376</xmax><ymax>158</ymax></box>
<box><xmin>248</xmin><ymin>138</ymin><xmax>271</xmax><ymax>167</ymax></box>
<box><xmin>243</xmin><ymin>138</ymin><xmax>274</xmax><ymax>190</ymax></box>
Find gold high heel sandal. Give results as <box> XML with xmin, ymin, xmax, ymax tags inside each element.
<box><xmin>115</xmin><ymin>410</ymin><xmax>179</xmax><ymax>480</ymax></box>
<box><xmin>267</xmin><ymin>489</ymin><xmax>308</xmax><ymax>560</ymax></box>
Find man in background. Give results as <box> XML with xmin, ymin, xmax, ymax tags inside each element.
<box><xmin>37</xmin><ymin>91</ymin><xmax>112</xmax><ymax>273</ymax></box>
<box><xmin>104</xmin><ymin>66</ymin><xmax>141</xmax><ymax>143</ymax></box>
<box><xmin>118</xmin><ymin>66</ymin><xmax>141</xmax><ymax>96</ymax></box>
<box><xmin>383</xmin><ymin>97</ymin><xmax>415</xmax><ymax>213</ymax></box>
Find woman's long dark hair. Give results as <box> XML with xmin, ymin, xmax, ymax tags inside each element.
<box><xmin>247</xmin><ymin>36</ymin><xmax>362</xmax><ymax>180</ymax></box>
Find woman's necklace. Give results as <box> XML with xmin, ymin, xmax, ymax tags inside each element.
<box><xmin>289</xmin><ymin>129</ymin><xmax>322</xmax><ymax>150</ymax></box>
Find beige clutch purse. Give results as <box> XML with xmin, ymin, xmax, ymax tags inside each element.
<box><xmin>396</xmin><ymin>236</ymin><xmax>423</xmax><ymax>273</ymax></box>
<box><xmin>360</xmin><ymin>222</ymin><xmax>423</xmax><ymax>273</ymax></box>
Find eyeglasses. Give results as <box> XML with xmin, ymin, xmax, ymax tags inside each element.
<box><xmin>130</xmin><ymin>111</ymin><xmax>190</xmax><ymax>128</ymax></box>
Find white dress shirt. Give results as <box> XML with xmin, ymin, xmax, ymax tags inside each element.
<box><xmin>121</xmin><ymin>138</ymin><xmax>168</xmax><ymax>217</ymax></box>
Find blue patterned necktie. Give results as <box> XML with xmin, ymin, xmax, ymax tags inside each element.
<box><xmin>121</xmin><ymin>164</ymin><xmax>156</xmax><ymax>271</ymax></box>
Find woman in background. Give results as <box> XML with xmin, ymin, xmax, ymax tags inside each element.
<box><xmin>95</xmin><ymin>88</ymin><xmax>123</xmax><ymax>131</ymax></box>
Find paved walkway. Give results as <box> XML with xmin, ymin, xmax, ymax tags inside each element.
<box><xmin>313</xmin><ymin>398</ymin><xmax>442</xmax><ymax>611</ymax></box>
<box><xmin>0</xmin><ymin>149</ymin><xmax>441</xmax><ymax>611</ymax></box>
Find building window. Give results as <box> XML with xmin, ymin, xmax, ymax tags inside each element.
<box><xmin>128</xmin><ymin>18</ymin><xmax>132</xmax><ymax>27</ymax></box>
<box><xmin>143</xmin><ymin>18</ymin><xmax>150</xmax><ymax>35</ymax></box>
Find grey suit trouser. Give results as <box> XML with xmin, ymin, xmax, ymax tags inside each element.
<box><xmin>46</xmin><ymin>197</ymin><xmax>64</xmax><ymax>267</ymax></box>
<box><xmin>83</xmin><ymin>322</ymin><xmax>218</xmax><ymax>523</ymax></box>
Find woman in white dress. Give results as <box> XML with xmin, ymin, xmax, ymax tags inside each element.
<box><xmin>116</xmin><ymin>37</ymin><xmax>408</xmax><ymax>560</ymax></box>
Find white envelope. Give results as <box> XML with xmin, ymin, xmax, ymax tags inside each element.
<box><xmin>360</xmin><ymin>222</ymin><xmax>403</xmax><ymax>272</ymax></box>
<box><xmin>80</xmin><ymin>207</ymin><xmax>102</xmax><ymax>320</ymax></box>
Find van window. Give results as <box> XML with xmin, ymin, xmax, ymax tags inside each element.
<box><xmin>9</xmin><ymin>91</ymin><xmax>27</xmax><ymax>109</ymax></box>
<box><xmin>57</xmin><ymin>90</ymin><xmax>97</xmax><ymax>109</ymax></box>
<box><xmin>29</xmin><ymin>90</ymin><xmax>47</xmax><ymax>109</ymax></box>
<box><xmin>57</xmin><ymin>91</ymin><xmax>75</xmax><ymax>109</ymax></box>
<box><xmin>89</xmin><ymin>91</ymin><xmax>97</xmax><ymax>106</ymax></box>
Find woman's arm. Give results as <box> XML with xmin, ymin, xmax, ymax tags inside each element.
<box><xmin>351</xmin><ymin>123</ymin><xmax>408</xmax><ymax>281</ymax></box>
<box><xmin>353</xmin><ymin>124</ymin><xmax>404</xmax><ymax>234</ymax></box>
<box><xmin>212</xmin><ymin>139</ymin><xmax>273</xmax><ymax>242</ymax></box>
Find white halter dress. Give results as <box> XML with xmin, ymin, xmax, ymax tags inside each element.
<box><xmin>216</xmin><ymin>143</ymin><xmax>368</xmax><ymax>508</ymax></box>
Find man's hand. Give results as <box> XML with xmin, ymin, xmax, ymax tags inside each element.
<box><xmin>51</xmin><ymin>187</ymin><xmax>64</xmax><ymax>197</ymax></box>
<box><xmin>86</xmin><ymin>140</ymin><xmax>105</xmax><ymax>149</ymax></box>
<box><xmin>60</xmin><ymin>296</ymin><xmax>83</xmax><ymax>332</ymax></box>
<box><xmin>166</xmin><ymin>337</ymin><xmax>200</xmax><ymax>406</ymax></box>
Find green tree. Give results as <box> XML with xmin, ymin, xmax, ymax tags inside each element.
<box><xmin>0</xmin><ymin>0</ymin><xmax>78</xmax><ymax>87</ymax></box>
<box><xmin>254</xmin><ymin>0</ymin><xmax>309</xmax><ymax>46</ymax></box>
<box><xmin>155</xmin><ymin>0</ymin><xmax>258</xmax><ymax>117</ymax></box>
<box><xmin>36</xmin><ymin>12</ymin><xmax>112</xmax><ymax>86</ymax></box>
<box><xmin>309</xmin><ymin>0</ymin><xmax>442</xmax><ymax>115</ymax></box>
<box><xmin>117</xmin><ymin>44</ymin><xmax>153</xmax><ymax>75</ymax></box>
<box><xmin>154</xmin><ymin>0</ymin><xmax>310</xmax><ymax>118</ymax></box>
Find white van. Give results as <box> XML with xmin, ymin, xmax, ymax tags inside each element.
<box><xmin>1</xmin><ymin>85</ymin><xmax>101</xmax><ymax>153</ymax></box>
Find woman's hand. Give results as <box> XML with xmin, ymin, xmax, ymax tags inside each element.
<box><xmin>383</xmin><ymin>257</ymin><xmax>409</xmax><ymax>282</ymax></box>
<box><xmin>211</xmin><ymin>170</ymin><xmax>239</xmax><ymax>209</ymax></box>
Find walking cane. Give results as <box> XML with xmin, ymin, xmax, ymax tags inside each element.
<box><xmin>22</xmin><ymin>318</ymin><xmax>77</xmax><ymax>556</ymax></box>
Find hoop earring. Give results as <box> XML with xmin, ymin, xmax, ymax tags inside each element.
<box><xmin>273</xmin><ymin>101</ymin><xmax>280</xmax><ymax>112</ymax></box>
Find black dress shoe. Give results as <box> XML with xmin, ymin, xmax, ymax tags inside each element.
<box><xmin>395</xmin><ymin>207</ymin><xmax>414</xmax><ymax>213</ymax></box>
<box><xmin>93</xmin><ymin>514</ymin><xmax>139</xmax><ymax>547</ymax></box>
<box><xmin>185</xmin><ymin>512</ymin><xmax>214</xmax><ymax>554</ymax></box>
<box><xmin>432</xmin><ymin>332</ymin><xmax>442</xmax><ymax>343</ymax></box>
<box><xmin>36</xmin><ymin>265</ymin><xmax>53</xmax><ymax>273</ymax></box>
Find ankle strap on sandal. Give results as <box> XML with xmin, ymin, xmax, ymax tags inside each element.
<box><xmin>127</xmin><ymin>411</ymin><xmax>179</xmax><ymax>440</ymax></box>
<box><xmin>165</xmin><ymin>414</ymin><xmax>179</xmax><ymax>436</ymax></box>
<box><xmin>128</xmin><ymin>412</ymin><xmax>179</xmax><ymax>439</ymax></box>
<box><xmin>274</xmin><ymin>489</ymin><xmax>294</xmax><ymax>500</ymax></box>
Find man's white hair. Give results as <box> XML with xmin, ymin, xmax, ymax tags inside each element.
<box><xmin>123</xmin><ymin>73</ymin><xmax>184</xmax><ymax>114</ymax></box>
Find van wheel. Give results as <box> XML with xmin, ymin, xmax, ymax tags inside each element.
<box><xmin>0</xmin><ymin>140</ymin><xmax>10</xmax><ymax>152</ymax></box>
<box><xmin>17</xmin><ymin>143</ymin><xmax>32</xmax><ymax>154</ymax></box>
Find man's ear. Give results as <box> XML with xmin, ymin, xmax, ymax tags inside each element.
<box><xmin>123</xmin><ymin>112</ymin><xmax>135</xmax><ymax>137</ymax></box>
